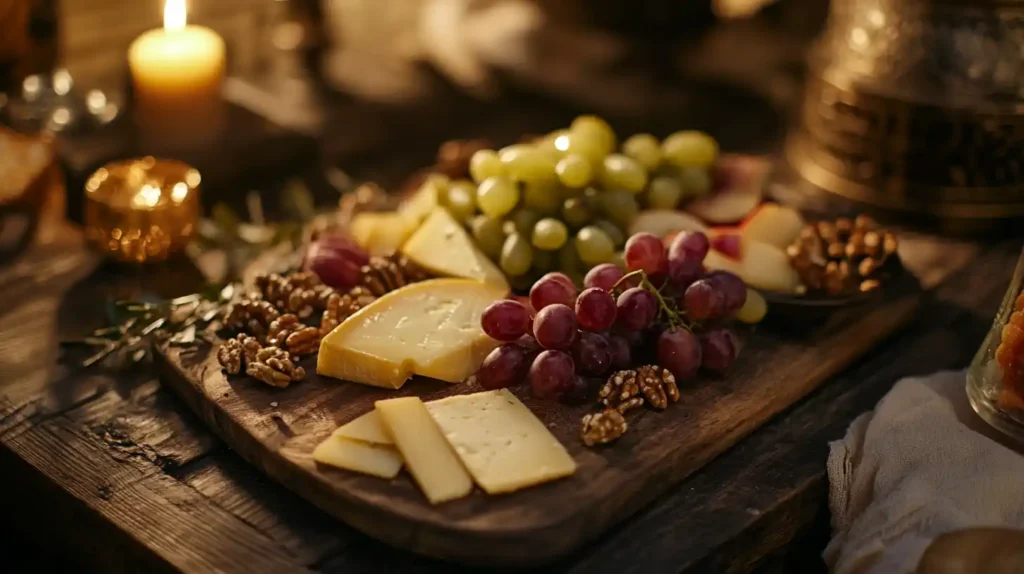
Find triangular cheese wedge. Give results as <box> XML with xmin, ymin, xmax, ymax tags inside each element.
<box><xmin>401</xmin><ymin>208</ymin><xmax>508</xmax><ymax>289</ymax></box>
<box><xmin>317</xmin><ymin>279</ymin><xmax>507</xmax><ymax>388</ymax></box>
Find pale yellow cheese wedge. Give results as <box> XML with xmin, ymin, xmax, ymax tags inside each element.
<box><xmin>401</xmin><ymin>208</ymin><xmax>508</xmax><ymax>289</ymax></box>
<box><xmin>349</xmin><ymin>212</ymin><xmax>418</xmax><ymax>256</ymax></box>
<box><xmin>426</xmin><ymin>389</ymin><xmax>577</xmax><ymax>494</ymax></box>
<box><xmin>312</xmin><ymin>436</ymin><xmax>404</xmax><ymax>479</ymax></box>
<box><xmin>375</xmin><ymin>397</ymin><xmax>474</xmax><ymax>504</ymax></box>
<box><xmin>398</xmin><ymin>177</ymin><xmax>441</xmax><ymax>223</ymax></box>
<box><xmin>331</xmin><ymin>410</ymin><xmax>392</xmax><ymax>445</ymax></box>
<box><xmin>317</xmin><ymin>278</ymin><xmax>506</xmax><ymax>389</ymax></box>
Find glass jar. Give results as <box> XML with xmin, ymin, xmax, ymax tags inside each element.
<box><xmin>967</xmin><ymin>247</ymin><xmax>1024</xmax><ymax>443</ymax></box>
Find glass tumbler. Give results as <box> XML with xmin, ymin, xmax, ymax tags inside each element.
<box><xmin>967</xmin><ymin>248</ymin><xmax>1024</xmax><ymax>443</ymax></box>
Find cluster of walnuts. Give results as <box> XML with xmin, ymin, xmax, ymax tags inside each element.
<box><xmin>581</xmin><ymin>366</ymin><xmax>680</xmax><ymax>446</ymax></box>
<box><xmin>216</xmin><ymin>255</ymin><xmax>430</xmax><ymax>388</ymax></box>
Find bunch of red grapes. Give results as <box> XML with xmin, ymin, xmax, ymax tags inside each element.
<box><xmin>477</xmin><ymin>230</ymin><xmax>746</xmax><ymax>401</ymax></box>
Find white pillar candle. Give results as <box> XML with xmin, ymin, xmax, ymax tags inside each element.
<box><xmin>128</xmin><ymin>0</ymin><xmax>226</xmax><ymax>151</ymax></box>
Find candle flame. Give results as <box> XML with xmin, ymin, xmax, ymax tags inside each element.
<box><xmin>164</xmin><ymin>0</ymin><xmax>187</xmax><ymax>31</ymax></box>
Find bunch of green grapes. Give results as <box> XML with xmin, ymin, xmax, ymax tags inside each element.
<box><xmin>431</xmin><ymin>115</ymin><xmax>720</xmax><ymax>288</ymax></box>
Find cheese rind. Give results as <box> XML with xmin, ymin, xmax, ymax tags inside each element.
<box><xmin>401</xmin><ymin>208</ymin><xmax>509</xmax><ymax>288</ymax></box>
<box><xmin>331</xmin><ymin>410</ymin><xmax>392</xmax><ymax>445</ymax></box>
<box><xmin>312</xmin><ymin>437</ymin><xmax>404</xmax><ymax>479</ymax></box>
<box><xmin>426</xmin><ymin>389</ymin><xmax>577</xmax><ymax>494</ymax></box>
<box><xmin>375</xmin><ymin>397</ymin><xmax>474</xmax><ymax>504</ymax></box>
<box><xmin>317</xmin><ymin>279</ymin><xmax>506</xmax><ymax>389</ymax></box>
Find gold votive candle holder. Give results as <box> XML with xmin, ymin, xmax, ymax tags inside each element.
<box><xmin>84</xmin><ymin>157</ymin><xmax>200</xmax><ymax>263</ymax></box>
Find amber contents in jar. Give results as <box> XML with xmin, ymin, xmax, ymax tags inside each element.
<box><xmin>84</xmin><ymin>157</ymin><xmax>200</xmax><ymax>263</ymax></box>
<box><xmin>995</xmin><ymin>293</ymin><xmax>1024</xmax><ymax>402</ymax></box>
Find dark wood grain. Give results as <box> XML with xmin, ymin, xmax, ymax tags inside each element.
<box><xmin>153</xmin><ymin>269</ymin><xmax>921</xmax><ymax>566</ymax></box>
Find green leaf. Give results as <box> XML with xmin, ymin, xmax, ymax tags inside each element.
<box><xmin>280</xmin><ymin>179</ymin><xmax>316</xmax><ymax>223</ymax></box>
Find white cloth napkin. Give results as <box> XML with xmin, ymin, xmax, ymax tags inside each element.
<box><xmin>825</xmin><ymin>370</ymin><xmax>1024</xmax><ymax>574</ymax></box>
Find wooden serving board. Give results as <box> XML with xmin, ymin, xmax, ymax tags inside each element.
<box><xmin>155</xmin><ymin>273</ymin><xmax>921</xmax><ymax>567</ymax></box>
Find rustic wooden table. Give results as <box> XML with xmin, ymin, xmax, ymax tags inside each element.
<box><xmin>3</xmin><ymin>2</ymin><xmax>1021</xmax><ymax>572</ymax></box>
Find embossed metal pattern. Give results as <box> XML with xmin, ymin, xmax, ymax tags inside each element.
<box><xmin>789</xmin><ymin>0</ymin><xmax>1024</xmax><ymax>223</ymax></box>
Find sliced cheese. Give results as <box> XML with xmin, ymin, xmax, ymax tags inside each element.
<box><xmin>317</xmin><ymin>278</ymin><xmax>506</xmax><ymax>389</ymax></box>
<box><xmin>331</xmin><ymin>410</ymin><xmax>392</xmax><ymax>445</ymax></box>
<box><xmin>401</xmin><ymin>208</ymin><xmax>508</xmax><ymax>289</ymax></box>
<box><xmin>426</xmin><ymin>389</ymin><xmax>577</xmax><ymax>494</ymax></box>
<box><xmin>312</xmin><ymin>436</ymin><xmax>404</xmax><ymax>479</ymax></box>
<box><xmin>349</xmin><ymin>212</ymin><xmax>418</xmax><ymax>256</ymax></box>
<box><xmin>375</xmin><ymin>397</ymin><xmax>474</xmax><ymax>504</ymax></box>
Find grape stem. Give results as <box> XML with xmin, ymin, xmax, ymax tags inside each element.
<box><xmin>612</xmin><ymin>269</ymin><xmax>691</xmax><ymax>331</ymax></box>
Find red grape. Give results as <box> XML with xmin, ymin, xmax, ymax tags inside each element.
<box><xmin>683</xmin><ymin>279</ymin><xmax>726</xmax><ymax>320</ymax></box>
<box><xmin>303</xmin><ymin>235</ymin><xmax>370</xmax><ymax>289</ymax></box>
<box><xmin>575</xmin><ymin>288</ymin><xmax>617</xmax><ymax>332</ymax></box>
<box><xmin>616</xmin><ymin>287</ymin><xmax>657</xmax><ymax>332</ymax></box>
<box><xmin>571</xmin><ymin>331</ymin><xmax>611</xmax><ymax>376</ymax></box>
<box><xmin>584</xmin><ymin>263</ymin><xmax>625</xmax><ymax>292</ymax></box>
<box><xmin>560</xmin><ymin>376</ymin><xmax>593</xmax><ymax>405</ymax></box>
<box><xmin>514</xmin><ymin>334</ymin><xmax>541</xmax><ymax>354</ymax></box>
<box><xmin>530</xmin><ymin>350</ymin><xmax>576</xmax><ymax>399</ymax></box>
<box><xmin>606</xmin><ymin>334</ymin><xmax>632</xmax><ymax>370</ymax></box>
<box><xmin>530</xmin><ymin>273</ymin><xmax>578</xmax><ymax>311</ymax></box>
<box><xmin>700</xmin><ymin>328</ymin><xmax>740</xmax><ymax>373</ymax></box>
<box><xmin>476</xmin><ymin>344</ymin><xmax>529</xmax><ymax>389</ymax></box>
<box><xmin>533</xmin><ymin>304</ymin><xmax>579</xmax><ymax>350</ymax></box>
<box><xmin>668</xmin><ymin>231</ymin><xmax>710</xmax><ymax>262</ymax></box>
<box><xmin>624</xmin><ymin>232</ymin><xmax>668</xmax><ymax>276</ymax></box>
<box><xmin>666</xmin><ymin>231</ymin><xmax>709</xmax><ymax>290</ymax></box>
<box><xmin>704</xmin><ymin>270</ymin><xmax>747</xmax><ymax>313</ymax></box>
<box><xmin>481</xmin><ymin>300</ymin><xmax>531</xmax><ymax>341</ymax></box>
<box><xmin>657</xmin><ymin>327</ymin><xmax>702</xmax><ymax>381</ymax></box>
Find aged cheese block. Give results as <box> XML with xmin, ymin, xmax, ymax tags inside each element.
<box><xmin>426</xmin><ymin>389</ymin><xmax>577</xmax><ymax>494</ymax></box>
<box><xmin>331</xmin><ymin>410</ymin><xmax>392</xmax><ymax>445</ymax></box>
<box><xmin>375</xmin><ymin>397</ymin><xmax>474</xmax><ymax>504</ymax></box>
<box><xmin>400</xmin><ymin>208</ymin><xmax>508</xmax><ymax>288</ymax></box>
<box><xmin>317</xmin><ymin>278</ymin><xmax>506</xmax><ymax>389</ymax></box>
<box><xmin>349</xmin><ymin>212</ymin><xmax>418</xmax><ymax>256</ymax></box>
<box><xmin>312</xmin><ymin>436</ymin><xmax>404</xmax><ymax>479</ymax></box>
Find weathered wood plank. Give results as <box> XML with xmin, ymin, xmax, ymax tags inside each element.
<box><xmin>2</xmin><ymin>406</ymin><xmax>312</xmax><ymax>573</ymax></box>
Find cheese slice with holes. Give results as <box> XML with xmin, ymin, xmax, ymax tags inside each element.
<box><xmin>401</xmin><ymin>208</ymin><xmax>508</xmax><ymax>288</ymax></box>
<box><xmin>312</xmin><ymin>437</ymin><xmax>403</xmax><ymax>479</ymax></box>
<box><xmin>376</xmin><ymin>397</ymin><xmax>473</xmax><ymax>504</ymax></box>
<box><xmin>317</xmin><ymin>278</ymin><xmax>506</xmax><ymax>389</ymax></box>
<box><xmin>331</xmin><ymin>410</ymin><xmax>392</xmax><ymax>445</ymax></box>
<box><xmin>426</xmin><ymin>389</ymin><xmax>577</xmax><ymax>494</ymax></box>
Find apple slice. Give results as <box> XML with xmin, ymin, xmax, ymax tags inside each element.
<box><xmin>704</xmin><ymin>238</ymin><xmax>801</xmax><ymax>293</ymax></box>
<box><xmin>684</xmin><ymin>155</ymin><xmax>769</xmax><ymax>225</ymax></box>
<box><xmin>741</xmin><ymin>203</ymin><xmax>805</xmax><ymax>249</ymax></box>
<box><xmin>708</xmin><ymin>228</ymin><xmax>741</xmax><ymax>259</ymax></box>
<box><xmin>629</xmin><ymin>209</ymin><xmax>709</xmax><ymax>238</ymax></box>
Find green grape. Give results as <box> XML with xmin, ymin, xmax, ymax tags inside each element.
<box><xmin>555</xmin><ymin>154</ymin><xmax>593</xmax><ymax>188</ymax></box>
<box><xmin>561</xmin><ymin>197</ymin><xmax>594</xmax><ymax>229</ymax></box>
<box><xmin>564</xmin><ymin>132</ymin><xmax>608</xmax><ymax>167</ymax></box>
<box><xmin>662</xmin><ymin>130</ymin><xmax>719</xmax><ymax>168</ymax></box>
<box><xmin>597</xmin><ymin>189</ymin><xmax>639</xmax><ymax>227</ymax></box>
<box><xmin>558</xmin><ymin>242</ymin><xmax>584</xmax><ymax>273</ymax></box>
<box><xmin>679</xmin><ymin>166</ymin><xmax>712</xmax><ymax>198</ymax></box>
<box><xmin>594</xmin><ymin>219</ymin><xmax>626</xmax><ymax>249</ymax></box>
<box><xmin>500</xmin><ymin>233</ymin><xmax>534</xmax><ymax>276</ymax></box>
<box><xmin>622</xmin><ymin>133</ymin><xmax>662</xmax><ymax>171</ymax></box>
<box><xmin>574</xmin><ymin>225</ymin><xmax>616</xmax><ymax>265</ymax></box>
<box><xmin>499</xmin><ymin>144</ymin><xmax>557</xmax><ymax>184</ymax></box>
<box><xmin>470</xmin><ymin>215</ymin><xmax>506</xmax><ymax>259</ymax></box>
<box><xmin>469</xmin><ymin>149</ymin><xmax>504</xmax><ymax>183</ymax></box>
<box><xmin>610</xmin><ymin>251</ymin><xmax>626</xmax><ymax>271</ymax></box>
<box><xmin>522</xmin><ymin>180</ymin><xmax>562</xmax><ymax>215</ymax></box>
<box><xmin>600</xmin><ymin>154</ymin><xmax>648</xmax><ymax>193</ymax></box>
<box><xmin>476</xmin><ymin>176</ymin><xmax>520</xmax><ymax>218</ymax></box>
<box><xmin>570</xmin><ymin>115</ymin><xmax>616</xmax><ymax>155</ymax></box>
<box><xmin>510</xmin><ymin>208</ymin><xmax>541</xmax><ymax>237</ymax></box>
<box><xmin>646</xmin><ymin>176</ymin><xmax>684</xmax><ymax>209</ymax></box>
<box><xmin>532</xmin><ymin>248</ymin><xmax>558</xmax><ymax>273</ymax></box>
<box><xmin>532</xmin><ymin>218</ymin><xmax>568</xmax><ymax>251</ymax></box>
<box><xmin>582</xmin><ymin>186</ymin><xmax>601</xmax><ymax>202</ymax></box>
<box><xmin>445</xmin><ymin>180</ymin><xmax>477</xmax><ymax>221</ymax></box>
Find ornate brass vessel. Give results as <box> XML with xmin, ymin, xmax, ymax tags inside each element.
<box><xmin>787</xmin><ymin>0</ymin><xmax>1024</xmax><ymax>232</ymax></box>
